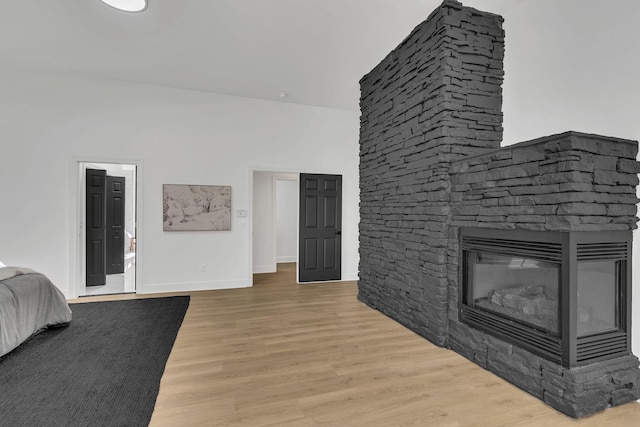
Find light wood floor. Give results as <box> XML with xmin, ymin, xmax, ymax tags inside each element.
<box><xmin>73</xmin><ymin>263</ymin><xmax>640</xmax><ymax>426</ymax></box>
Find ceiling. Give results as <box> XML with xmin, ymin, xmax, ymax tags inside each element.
<box><xmin>0</xmin><ymin>0</ymin><xmax>525</xmax><ymax>111</ymax></box>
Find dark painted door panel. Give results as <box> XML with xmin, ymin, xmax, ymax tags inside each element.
<box><xmin>106</xmin><ymin>176</ymin><xmax>125</xmax><ymax>275</ymax></box>
<box><xmin>86</xmin><ymin>169</ymin><xmax>106</xmax><ymax>286</ymax></box>
<box><xmin>299</xmin><ymin>174</ymin><xmax>342</xmax><ymax>282</ymax></box>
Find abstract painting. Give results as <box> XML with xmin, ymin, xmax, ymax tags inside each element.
<box><xmin>163</xmin><ymin>184</ymin><xmax>231</xmax><ymax>231</ymax></box>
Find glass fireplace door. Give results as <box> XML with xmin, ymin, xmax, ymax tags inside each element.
<box><xmin>576</xmin><ymin>260</ymin><xmax>621</xmax><ymax>337</ymax></box>
<box><xmin>460</xmin><ymin>228</ymin><xmax>632</xmax><ymax>367</ymax></box>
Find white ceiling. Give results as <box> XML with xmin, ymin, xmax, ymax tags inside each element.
<box><xmin>0</xmin><ymin>0</ymin><xmax>525</xmax><ymax>111</ymax></box>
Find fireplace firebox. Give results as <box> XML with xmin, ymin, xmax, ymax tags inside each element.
<box><xmin>460</xmin><ymin>228</ymin><xmax>631</xmax><ymax>368</ymax></box>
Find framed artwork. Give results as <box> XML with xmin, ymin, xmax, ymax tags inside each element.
<box><xmin>163</xmin><ymin>184</ymin><xmax>231</xmax><ymax>231</ymax></box>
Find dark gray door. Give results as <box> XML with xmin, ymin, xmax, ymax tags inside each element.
<box><xmin>298</xmin><ymin>174</ymin><xmax>342</xmax><ymax>282</ymax></box>
<box><xmin>106</xmin><ymin>176</ymin><xmax>125</xmax><ymax>275</ymax></box>
<box><xmin>86</xmin><ymin>169</ymin><xmax>106</xmax><ymax>286</ymax></box>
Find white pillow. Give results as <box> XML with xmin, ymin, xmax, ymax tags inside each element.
<box><xmin>0</xmin><ymin>261</ymin><xmax>5</xmax><ymax>268</ymax></box>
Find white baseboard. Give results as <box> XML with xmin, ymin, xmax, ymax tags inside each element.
<box><xmin>253</xmin><ymin>264</ymin><xmax>276</xmax><ymax>274</ymax></box>
<box><xmin>137</xmin><ymin>278</ymin><xmax>249</xmax><ymax>294</ymax></box>
<box><xmin>276</xmin><ymin>256</ymin><xmax>296</xmax><ymax>263</ymax></box>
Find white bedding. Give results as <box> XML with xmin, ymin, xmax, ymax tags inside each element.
<box><xmin>0</xmin><ymin>267</ymin><xmax>72</xmax><ymax>357</ymax></box>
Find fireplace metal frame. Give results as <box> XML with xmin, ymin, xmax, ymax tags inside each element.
<box><xmin>459</xmin><ymin>227</ymin><xmax>632</xmax><ymax>367</ymax></box>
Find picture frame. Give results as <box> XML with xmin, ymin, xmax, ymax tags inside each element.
<box><xmin>163</xmin><ymin>184</ymin><xmax>231</xmax><ymax>231</ymax></box>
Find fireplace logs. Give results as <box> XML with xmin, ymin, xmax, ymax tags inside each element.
<box><xmin>477</xmin><ymin>285</ymin><xmax>559</xmax><ymax>332</ymax></box>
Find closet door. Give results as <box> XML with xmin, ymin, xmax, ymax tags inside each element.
<box><xmin>106</xmin><ymin>176</ymin><xmax>126</xmax><ymax>275</ymax></box>
<box><xmin>86</xmin><ymin>169</ymin><xmax>106</xmax><ymax>286</ymax></box>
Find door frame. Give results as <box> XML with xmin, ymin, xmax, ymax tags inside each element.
<box><xmin>249</xmin><ymin>167</ymin><xmax>300</xmax><ymax>286</ymax></box>
<box><xmin>249</xmin><ymin>167</ymin><xmax>344</xmax><ymax>285</ymax></box>
<box><xmin>68</xmin><ymin>158</ymin><xmax>143</xmax><ymax>299</ymax></box>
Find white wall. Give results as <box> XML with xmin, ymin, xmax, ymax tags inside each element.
<box><xmin>276</xmin><ymin>177</ymin><xmax>298</xmax><ymax>263</ymax></box>
<box><xmin>0</xmin><ymin>67</ymin><xmax>359</xmax><ymax>297</ymax></box>
<box><xmin>500</xmin><ymin>0</ymin><xmax>640</xmax><ymax>146</ymax></box>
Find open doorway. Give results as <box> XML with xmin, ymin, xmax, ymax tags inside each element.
<box><xmin>275</xmin><ymin>178</ymin><xmax>298</xmax><ymax>264</ymax></box>
<box><xmin>251</xmin><ymin>170</ymin><xmax>343</xmax><ymax>285</ymax></box>
<box><xmin>80</xmin><ymin>162</ymin><xmax>137</xmax><ymax>296</ymax></box>
<box><xmin>252</xmin><ymin>171</ymin><xmax>298</xmax><ymax>285</ymax></box>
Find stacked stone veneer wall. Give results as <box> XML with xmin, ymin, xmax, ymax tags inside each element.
<box><xmin>449</xmin><ymin>132</ymin><xmax>640</xmax><ymax>233</ymax></box>
<box><xmin>359</xmin><ymin>0</ymin><xmax>504</xmax><ymax>346</ymax></box>
<box><xmin>358</xmin><ymin>0</ymin><xmax>640</xmax><ymax>419</ymax></box>
<box><xmin>447</xmin><ymin>132</ymin><xmax>640</xmax><ymax>417</ymax></box>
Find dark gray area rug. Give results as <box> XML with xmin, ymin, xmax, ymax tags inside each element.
<box><xmin>0</xmin><ymin>296</ymin><xmax>190</xmax><ymax>427</ymax></box>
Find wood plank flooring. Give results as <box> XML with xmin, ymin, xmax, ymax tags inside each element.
<box><xmin>73</xmin><ymin>263</ymin><xmax>640</xmax><ymax>426</ymax></box>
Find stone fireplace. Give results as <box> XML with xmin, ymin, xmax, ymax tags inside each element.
<box><xmin>358</xmin><ymin>0</ymin><xmax>640</xmax><ymax>418</ymax></box>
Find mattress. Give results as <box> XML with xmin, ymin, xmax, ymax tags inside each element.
<box><xmin>0</xmin><ymin>267</ymin><xmax>72</xmax><ymax>357</ymax></box>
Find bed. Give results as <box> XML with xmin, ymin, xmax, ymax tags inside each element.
<box><xmin>0</xmin><ymin>265</ymin><xmax>72</xmax><ymax>358</ymax></box>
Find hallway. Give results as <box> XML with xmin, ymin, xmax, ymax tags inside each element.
<box><xmin>253</xmin><ymin>262</ymin><xmax>296</xmax><ymax>287</ymax></box>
